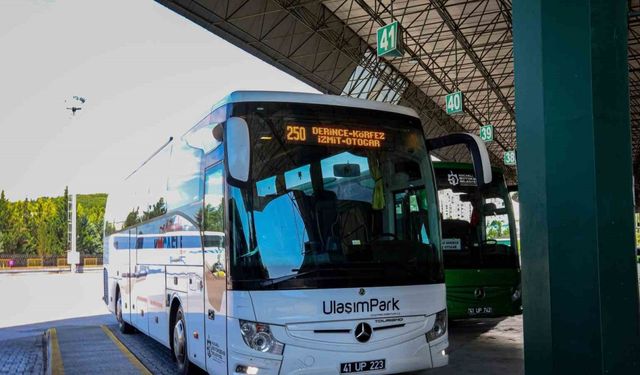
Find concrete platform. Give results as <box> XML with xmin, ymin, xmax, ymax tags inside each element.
<box><xmin>50</xmin><ymin>325</ymin><xmax>150</xmax><ymax>374</ymax></box>
<box><xmin>104</xmin><ymin>317</ymin><xmax>524</xmax><ymax>375</ymax></box>
<box><xmin>1</xmin><ymin>268</ymin><xmax>636</xmax><ymax>374</ymax></box>
<box><xmin>424</xmin><ymin>317</ymin><xmax>523</xmax><ymax>375</ymax></box>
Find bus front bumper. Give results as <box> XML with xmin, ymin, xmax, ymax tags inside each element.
<box><xmin>228</xmin><ymin>334</ymin><xmax>448</xmax><ymax>375</ymax></box>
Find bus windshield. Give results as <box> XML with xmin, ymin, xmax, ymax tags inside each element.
<box><xmin>227</xmin><ymin>102</ymin><xmax>443</xmax><ymax>290</ymax></box>
<box><xmin>434</xmin><ymin>165</ymin><xmax>519</xmax><ymax>269</ymax></box>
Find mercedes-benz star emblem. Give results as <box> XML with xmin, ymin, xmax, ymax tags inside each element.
<box><xmin>474</xmin><ymin>287</ymin><xmax>485</xmax><ymax>299</ymax></box>
<box><xmin>354</xmin><ymin>322</ymin><xmax>372</xmax><ymax>343</ymax></box>
<box><xmin>359</xmin><ymin>288</ymin><xmax>366</xmax><ymax>296</ymax></box>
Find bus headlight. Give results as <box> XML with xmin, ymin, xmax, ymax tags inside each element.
<box><xmin>511</xmin><ymin>285</ymin><xmax>522</xmax><ymax>302</ymax></box>
<box><xmin>239</xmin><ymin>320</ymin><xmax>284</xmax><ymax>355</ymax></box>
<box><xmin>426</xmin><ymin>310</ymin><xmax>447</xmax><ymax>342</ymax></box>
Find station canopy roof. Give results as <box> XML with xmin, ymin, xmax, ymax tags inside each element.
<box><xmin>158</xmin><ymin>0</ymin><xmax>640</xmax><ymax>190</ymax></box>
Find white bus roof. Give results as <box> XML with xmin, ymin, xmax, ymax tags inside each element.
<box><xmin>211</xmin><ymin>91</ymin><xmax>419</xmax><ymax>119</ymax></box>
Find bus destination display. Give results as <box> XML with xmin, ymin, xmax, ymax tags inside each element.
<box><xmin>285</xmin><ymin>124</ymin><xmax>386</xmax><ymax>148</ymax></box>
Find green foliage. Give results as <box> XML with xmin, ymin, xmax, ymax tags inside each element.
<box><xmin>0</xmin><ymin>189</ymin><xmax>107</xmax><ymax>255</ymax></box>
<box><xmin>124</xmin><ymin>208</ymin><xmax>141</xmax><ymax>228</ymax></box>
<box><xmin>142</xmin><ymin>198</ymin><xmax>167</xmax><ymax>222</ymax></box>
<box><xmin>487</xmin><ymin>220</ymin><xmax>510</xmax><ymax>240</ymax></box>
<box><xmin>200</xmin><ymin>203</ymin><xmax>224</xmax><ymax>232</ymax></box>
<box><xmin>1</xmin><ymin>200</ymin><xmax>33</xmax><ymax>254</ymax></box>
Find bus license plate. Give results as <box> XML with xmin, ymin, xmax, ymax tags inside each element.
<box><xmin>340</xmin><ymin>359</ymin><xmax>386</xmax><ymax>373</ymax></box>
<box><xmin>467</xmin><ymin>306</ymin><xmax>493</xmax><ymax>316</ymax></box>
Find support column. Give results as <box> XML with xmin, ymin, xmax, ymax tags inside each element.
<box><xmin>513</xmin><ymin>1</ymin><xmax>640</xmax><ymax>374</ymax></box>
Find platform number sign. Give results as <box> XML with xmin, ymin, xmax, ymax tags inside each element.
<box><xmin>480</xmin><ymin>125</ymin><xmax>494</xmax><ymax>142</ymax></box>
<box><xmin>377</xmin><ymin>22</ymin><xmax>402</xmax><ymax>57</ymax></box>
<box><xmin>445</xmin><ymin>91</ymin><xmax>464</xmax><ymax>115</ymax></box>
<box><xmin>504</xmin><ymin>150</ymin><xmax>517</xmax><ymax>166</ymax></box>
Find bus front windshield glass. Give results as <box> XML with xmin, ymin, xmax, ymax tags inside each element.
<box><xmin>228</xmin><ymin>102</ymin><xmax>442</xmax><ymax>290</ymax></box>
<box><xmin>435</xmin><ymin>167</ymin><xmax>519</xmax><ymax>269</ymax></box>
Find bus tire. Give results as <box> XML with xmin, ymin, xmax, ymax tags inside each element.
<box><xmin>172</xmin><ymin>305</ymin><xmax>194</xmax><ymax>374</ymax></box>
<box><xmin>116</xmin><ymin>290</ymin><xmax>134</xmax><ymax>334</ymax></box>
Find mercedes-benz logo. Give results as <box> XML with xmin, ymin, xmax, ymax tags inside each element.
<box><xmin>447</xmin><ymin>171</ymin><xmax>459</xmax><ymax>186</ymax></box>
<box><xmin>358</xmin><ymin>288</ymin><xmax>366</xmax><ymax>296</ymax></box>
<box><xmin>354</xmin><ymin>322</ymin><xmax>372</xmax><ymax>343</ymax></box>
<box><xmin>474</xmin><ymin>287</ymin><xmax>485</xmax><ymax>299</ymax></box>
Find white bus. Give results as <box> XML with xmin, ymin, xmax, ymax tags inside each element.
<box><xmin>103</xmin><ymin>91</ymin><xmax>492</xmax><ymax>375</ymax></box>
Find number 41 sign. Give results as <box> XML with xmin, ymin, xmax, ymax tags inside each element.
<box><xmin>377</xmin><ymin>22</ymin><xmax>403</xmax><ymax>57</ymax></box>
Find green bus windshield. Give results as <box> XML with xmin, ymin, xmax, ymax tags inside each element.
<box><xmin>434</xmin><ymin>164</ymin><xmax>519</xmax><ymax>269</ymax></box>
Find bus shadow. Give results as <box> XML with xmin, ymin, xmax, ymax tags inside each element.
<box><xmin>449</xmin><ymin>317</ymin><xmax>504</xmax><ymax>332</ymax></box>
<box><xmin>447</xmin><ymin>317</ymin><xmax>508</xmax><ymax>352</ymax></box>
<box><xmin>403</xmin><ymin>316</ymin><xmax>523</xmax><ymax>375</ymax></box>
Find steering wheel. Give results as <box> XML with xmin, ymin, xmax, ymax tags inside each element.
<box><xmin>373</xmin><ymin>232</ymin><xmax>398</xmax><ymax>241</ymax></box>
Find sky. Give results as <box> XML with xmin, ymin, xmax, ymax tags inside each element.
<box><xmin>0</xmin><ymin>0</ymin><xmax>317</xmax><ymax>201</ymax></box>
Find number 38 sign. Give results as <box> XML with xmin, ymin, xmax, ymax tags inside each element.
<box><xmin>504</xmin><ymin>151</ymin><xmax>517</xmax><ymax>166</ymax></box>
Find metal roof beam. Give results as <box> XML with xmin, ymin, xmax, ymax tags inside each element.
<box><xmin>352</xmin><ymin>0</ymin><xmax>512</xmax><ymax>154</ymax></box>
<box><xmin>429</xmin><ymin>0</ymin><xmax>515</xmax><ymax>121</ymax></box>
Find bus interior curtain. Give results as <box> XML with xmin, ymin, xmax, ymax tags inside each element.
<box><xmin>368</xmin><ymin>154</ymin><xmax>385</xmax><ymax>210</ymax></box>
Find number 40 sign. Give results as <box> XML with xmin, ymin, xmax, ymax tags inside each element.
<box><xmin>445</xmin><ymin>91</ymin><xmax>464</xmax><ymax>115</ymax></box>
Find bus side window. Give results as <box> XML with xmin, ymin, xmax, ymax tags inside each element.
<box><xmin>484</xmin><ymin>197</ymin><xmax>510</xmax><ymax>242</ymax></box>
<box><xmin>168</xmin><ymin>140</ymin><xmax>203</xmax><ymax>222</ymax></box>
<box><xmin>204</xmin><ymin>165</ymin><xmax>225</xmax><ymax>233</ymax></box>
<box><xmin>204</xmin><ymin>164</ymin><xmax>227</xmax><ymax>278</ymax></box>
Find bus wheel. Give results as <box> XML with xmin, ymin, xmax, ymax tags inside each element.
<box><xmin>172</xmin><ymin>306</ymin><xmax>194</xmax><ymax>374</ymax></box>
<box><xmin>116</xmin><ymin>292</ymin><xmax>134</xmax><ymax>334</ymax></box>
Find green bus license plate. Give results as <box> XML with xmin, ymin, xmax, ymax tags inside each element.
<box><xmin>340</xmin><ymin>359</ymin><xmax>386</xmax><ymax>373</ymax></box>
<box><xmin>467</xmin><ymin>306</ymin><xmax>493</xmax><ymax>316</ymax></box>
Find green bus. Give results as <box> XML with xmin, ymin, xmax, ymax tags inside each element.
<box><xmin>434</xmin><ymin>162</ymin><xmax>522</xmax><ymax>319</ymax></box>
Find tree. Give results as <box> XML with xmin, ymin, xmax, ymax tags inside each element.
<box><xmin>142</xmin><ymin>198</ymin><xmax>166</xmax><ymax>222</ymax></box>
<box><xmin>29</xmin><ymin>198</ymin><xmax>64</xmax><ymax>256</ymax></box>
<box><xmin>124</xmin><ymin>208</ymin><xmax>140</xmax><ymax>228</ymax></box>
<box><xmin>200</xmin><ymin>204</ymin><xmax>223</xmax><ymax>232</ymax></box>
<box><xmin>3</xmin><ymin>200</ymin><xmax>33</xmax><ymax>254</ymax></box>
<box><xmin>0</xmin><ymin>191</ymin><xmax>107</xmax><ymax>255</ymax></box>
<box><xmin>77</xmin><ymin>204</ymin><xmax>102</xmax><ymax>254</ymax></box>
<box><xmin>0</xmin><ymin>190</ymin><xmax>8</xmax><ymax>230</ymax></box>
<box><xmin>0</xmin><ymin>190</ymin><xmax>8</xmax><ymax>253</ymax></box>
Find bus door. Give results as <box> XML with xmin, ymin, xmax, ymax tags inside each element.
<box><xmin>131</xmin><ymin>230</ymin><xmax>150</xmax><ymax>334</ymax></box>
<box><xmin>186</xmin><ymin>262</ymin><xmax>206</xmax><ymax>369</ymax></box>
<box><xmin>203</xmin><ymin>163</ymin><xmax>227</xmax><ymax>373</ymax></box>
<box><xmin>119</xmin><ymin>229</ymin><xmax>136</xmax><ymax>325</ymax></box>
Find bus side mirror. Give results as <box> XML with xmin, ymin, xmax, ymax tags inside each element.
<box><xmin>225</xmin><ymin>117</ymin><xmax>250</xmax><ymax>183</ymax></box>
<box><xmin>427</xmin><ymin>133</ymin><xmax>493</xmax><ymax>186</ymax></box>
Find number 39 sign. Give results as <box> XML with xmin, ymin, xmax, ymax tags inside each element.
<box><xmin>480</xmin><ymin>125</ymin><xmax>493</xmax><ymax>142</ymax></box>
